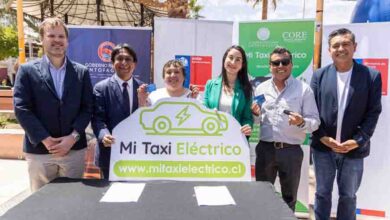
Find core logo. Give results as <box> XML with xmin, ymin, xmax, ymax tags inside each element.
<box><xmin>97</xmin><ymin>41</ymin><xmax>115</xmax><ymax>62</ymax></box>
<box><xmin>257</xmin><ymin>28</ymin><xmax>270</xmax><ymax>41</ymax></box>
<box><xmin>282</xmin><ymin>31</ymin><xmax>308</xmax><ymax>42</ymax></box>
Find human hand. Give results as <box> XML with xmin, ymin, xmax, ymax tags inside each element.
<box><xmin>42</xmin><ymin>136</ymin><xmax>60</xmax><ymax>151</ymax></box>
<box><xmin>337</xmin><ymin>139</ymin><xmax>359</xmax><ymax>153</ymax></box>
<box><xmin>102</xmin><ymin>134</ymin><xmax>115</xmax><ymax>147</ymax></box>
<box><xmin>241</xmin><ymin>124</ymin><xmax>252</xmax><ymax>136</ymax></box>
<box><xmin>189</xmin><ymin>85</ymin><xmax>199</xmax><ymax>98</ymax></box>
<box><xmin>320</xmin><ymin>136</ymin><xmax>344</xmax><ymax>152</ymax></box>
<box><xmin>287</xmin><ymin>112</ymin><xmax>304</xmax><ymax>126</ymax></box>
<box><xmin>49</xmin><ymin>135</ymin><xmax>76</xmax><ymax>157</ymax></box>
<box><xmin>251</xmin><ymin>103</ymin><xmax>261</xmax><ymax>117</ymax></box>
<box><xmin>137</xmin><ymin>84</ymin><xmax>149</xmax><ymax>107</ymax></box>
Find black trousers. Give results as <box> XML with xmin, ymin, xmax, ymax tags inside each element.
<box><xmin>101</xmin><ymin>167</ymin><xmax>109</xmax><ymax>180</ymax></box>
<box><xmin>255</xmin><ymin>141</ymin><xmax>303</xmax><ymax>211</ymax></box>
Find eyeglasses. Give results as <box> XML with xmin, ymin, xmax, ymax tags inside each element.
<box><xmin>270</xmin><ymin>58</ymin><xmax>291</xmax><ymax>66</ymax></box>
<box><xmin>115</xmin><ymin>56</ymin><xmax>134</xmax><ymax>62</ymax></box>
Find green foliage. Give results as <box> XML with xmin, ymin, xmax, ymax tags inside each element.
<box><xmin>188</xmin><ymin>0</ymin><xmax>204</xmax><ymax>19</ymax></box>
<box><xmin>0</xmin><ymin>116</ymin><xmax>18</xmax><ymax>128</ymax></box>
<box><xmin>0</xmin><ymin>25</ymin><xmax>18</xmax><ymax>60</ymax></box>
<box><xmin>246</xmin><ymin>0</ymin><xmax>278</xmax><ymax>9</ymax></box>
<box><xmin>0</xmin><ymin>8</ymin><xmax>39</xmax><ymax>33</ymax></box>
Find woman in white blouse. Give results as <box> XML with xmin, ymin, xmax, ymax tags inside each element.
<box><xmin>138</xmin><ymin>59</ymin><xmax>199</xmax><ymax>106</ymax></box>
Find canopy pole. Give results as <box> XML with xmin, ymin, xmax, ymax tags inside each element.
<box><xmin>17</xmin><ymin>0</ymin><xmax>26</xmax><ymax>64</ymax></box>
<box><xmin>314</xmin><ymin>0</ymin><xmax>324</xmax><ymax>70</ymax></box>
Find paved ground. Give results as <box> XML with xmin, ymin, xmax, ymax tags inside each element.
<box><xmin>0</xmin><ymin>159</ymin><xmax>31</xmax><ymax>216</ymax></box>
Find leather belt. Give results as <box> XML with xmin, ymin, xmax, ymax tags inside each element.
<box><xmin>260</xmin><ymin>141</ymin><xmax>300</xmax><ymax>149</ymax></box>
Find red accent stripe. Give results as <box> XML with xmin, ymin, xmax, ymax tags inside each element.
<box><xmin>359</xmin><ymin>209</ymin><xmax>386</xmax><ymax>217</ymax></box>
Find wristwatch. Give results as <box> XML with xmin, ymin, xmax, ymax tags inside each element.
<box><xmin>71</xmin><ymin>131</ymin><xmax>80</xmax><ymax>142</ymax></box>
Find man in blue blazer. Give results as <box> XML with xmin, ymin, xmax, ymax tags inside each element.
<box><xmin>13</xmin><ymin>18</ymin><xmax>93</xmax><ymax>192</ymax></box>
<box><xmin>310</xmin><ymin>28</ymin><xmax>382</xmax><ymax>220</ymax></box>
<box><xmin>92</xmin><ymin>44</ymin><xmax>142</xmax><ymax>179</ymax></box>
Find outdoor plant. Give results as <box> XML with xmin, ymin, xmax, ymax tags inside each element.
<box><xmin>0</xmin><ymin>116</ymin><xmax>18</xmax><ymax>128</ymax></box>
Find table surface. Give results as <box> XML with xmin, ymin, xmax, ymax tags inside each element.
<box><xmin>2</xmin><ymin>178</ymin><xmax>297</xmax><ymax>220</ymax></box>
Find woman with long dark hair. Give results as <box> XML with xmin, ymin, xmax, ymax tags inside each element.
<box><xmin>203</xmin><ymin>45</ymin><xmax>253</xmax><ymax>136</ymax></box>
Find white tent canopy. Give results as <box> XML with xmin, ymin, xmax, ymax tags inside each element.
<box><xmin>9</xmin><ymin>0</ymin><xmax>169</xmax><ymax>26</ymax></box>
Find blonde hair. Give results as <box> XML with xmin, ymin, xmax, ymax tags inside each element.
<box><xmin>39</xmin><ymin>17</ymin><xmax>68</xmax><ymax>39</ymax></box>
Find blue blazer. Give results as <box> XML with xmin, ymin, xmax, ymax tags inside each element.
<box><xmin>91</xmin><ymin>75</ymin><xmax>142</xmax><ymax>170</ymax></box>
<box><xmin>13</xmin><ymin>57</ymin><xmax>93</xmax><ymax>154</ymax></box>
<box><xmin>310</xmin><ymin>61</ymin><xmax>382</xmax><ymax>158</ymax></box>
<box><xmin>203</xmin><ymin>76</ymin><xmax>253</xmax><ymax>128</ymax></box>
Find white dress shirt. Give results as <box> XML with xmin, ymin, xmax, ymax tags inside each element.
<box><xmin>255</xmin><ymin>75</ymin><xmax>320</xmax><ymax>144</ymax></box>
<box><xmin>114</xmin><ymin>74</ymin><xmax>134</xmax><ymax>113</ymax></box>
<box><xmin>336</xmin><ymin>67</ymin><xmax>352</xmax><ymax>142</ymax></box>
<box><xmin>98</xmin><ymin>74</ymin><xmax>134</xmax><ymax>141</ymax></box>
<box><xmin>45</xmin><ymin>55</ymin><xmax>67</xmax><ymax>99</ymax></box>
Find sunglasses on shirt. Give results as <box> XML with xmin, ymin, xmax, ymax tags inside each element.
<box><xmin>270</xmin><ymin>58</ymin><xmax>291</xmax><ymax>66</ymax></box>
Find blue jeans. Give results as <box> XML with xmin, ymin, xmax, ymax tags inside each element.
<box><xmin>312</xmin><ymin>149</ymin><xmax>363</xmax><ymax>220</ymax></box>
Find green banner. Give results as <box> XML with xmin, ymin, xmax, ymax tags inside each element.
<box><xmin>239</xmin><ymin>20</ymin><xmax>314</xmax><ymax>80</ymax></box>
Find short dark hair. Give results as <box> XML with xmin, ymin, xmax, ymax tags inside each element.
<box><xmin>328</xmin><ymin>28</ymin><xmax>355</xmax><ymax>46</ymax></box>
<box><xmin>162</xmin><ymin>59</ymin><xmax>186</xmax><ymax>79</ymax></box>
<box><xmin>269</xmin><ymin>47</ymin><xmax>293</xmax><ymax>62</ymax></box>
<box><xmin>110</xmin><ymin>43</ymin><xmax>138</xmax><ymax>63</ymax></box>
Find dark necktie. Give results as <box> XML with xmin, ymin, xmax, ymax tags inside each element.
<box><xmin>122</xmin><ymin>82</ymin><xmax>130</xmax><ymax>116</ymax></box>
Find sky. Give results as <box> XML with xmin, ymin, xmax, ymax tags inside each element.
<box><xmin>197</xmin><ymin>0</ymin><xmax>357</xmax><ymax>25</ymax></box>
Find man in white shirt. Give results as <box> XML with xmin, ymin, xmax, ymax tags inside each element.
<box><xmin>253</xmin><ymin>47</ymin><xmax>320</xmax><ymax>211</ymax></box>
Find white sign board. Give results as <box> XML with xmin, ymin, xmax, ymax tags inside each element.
<box><xmin>154</xmin><ymin>17</ymin><xmax>233</xmax><ymax>89</ymax></box>
<box><xmin>109</xmin><ymin>98</ymin><xmax>251</xmax><ymax>182</ymax></box>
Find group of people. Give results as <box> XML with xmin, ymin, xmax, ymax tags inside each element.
<box><xmin>13</xmin><ymin>17</ymin><xmax>382</xmax><ymax>220</ymax></box>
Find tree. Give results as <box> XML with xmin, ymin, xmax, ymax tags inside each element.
<box><xmin>0</xmin><ymin>0</ymin><xmax>40</xmax><ymax>32</ymax></box>
<box><xmin>167</xmin><ymin>0</ymin><xmax>188</xmax><ymax>18</ymax></box>
<box><xmin>166</xmin><ymin>0</ymin><xmax>204</xmax><ymax>19</ymax></box>
<box><xmin>188</xmin><ymin>0</ymin><xmax>204</xmax><ymax>19</ymax></box>
<box><xmin>246</xmin><ymin>0</ymin><xmax>278</xmax><ymax>20</ymax></box>
<box><xmin>0</xmin><ymin>25</ymin><xmax>18</xmax><ymax>60</ymax></box>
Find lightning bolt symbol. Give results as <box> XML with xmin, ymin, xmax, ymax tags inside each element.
<box><xmin>175</xmin><ymin>106</ymin><xmax>191</xmax><ymax>126</ymax></box>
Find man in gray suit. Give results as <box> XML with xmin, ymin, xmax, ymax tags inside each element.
<box><xmin>13</xmin><ymin>17</ymin><xmax>93</xmax><ymax>192</ymax></box>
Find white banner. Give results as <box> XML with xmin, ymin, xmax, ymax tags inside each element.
<box><xmin>154</xmin><ymin>17</ymin><xmax>233</xmax><ymax>90</ymax></box>
<box><xmin>322</xmin><ymin>22</ymin><xmax>390</xmax><ymax>218</ymax></box>
<box><xmin>109</xmin><ymin>98</ymin><xmax>251</xmax><ymax>182</ymax></box>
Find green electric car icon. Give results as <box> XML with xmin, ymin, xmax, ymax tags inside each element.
<box><xmin>139</xmin><ymin>101</ymin><xmax>228</xmax><ymax>136</ymax></box>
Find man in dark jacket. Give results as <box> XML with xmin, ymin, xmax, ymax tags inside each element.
<box><xmin>310</xmin><ymin>28</ymin><xmax>382</xmax><ymax>220</ymax></box>
<box><xmin>14</xmin><ymin>17</ymin><xmax>93</xmax><ymax>192</ymax></box>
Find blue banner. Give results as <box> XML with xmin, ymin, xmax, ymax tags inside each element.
<box><xmin>67</xmin><ymin>27</ymin><xmax>152</xmax><ymax>85</ymax></box>
<box><xmin>175</xmin><ymin>55</ymin><xmax>191</xmax><ymax>88</ymax></box>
